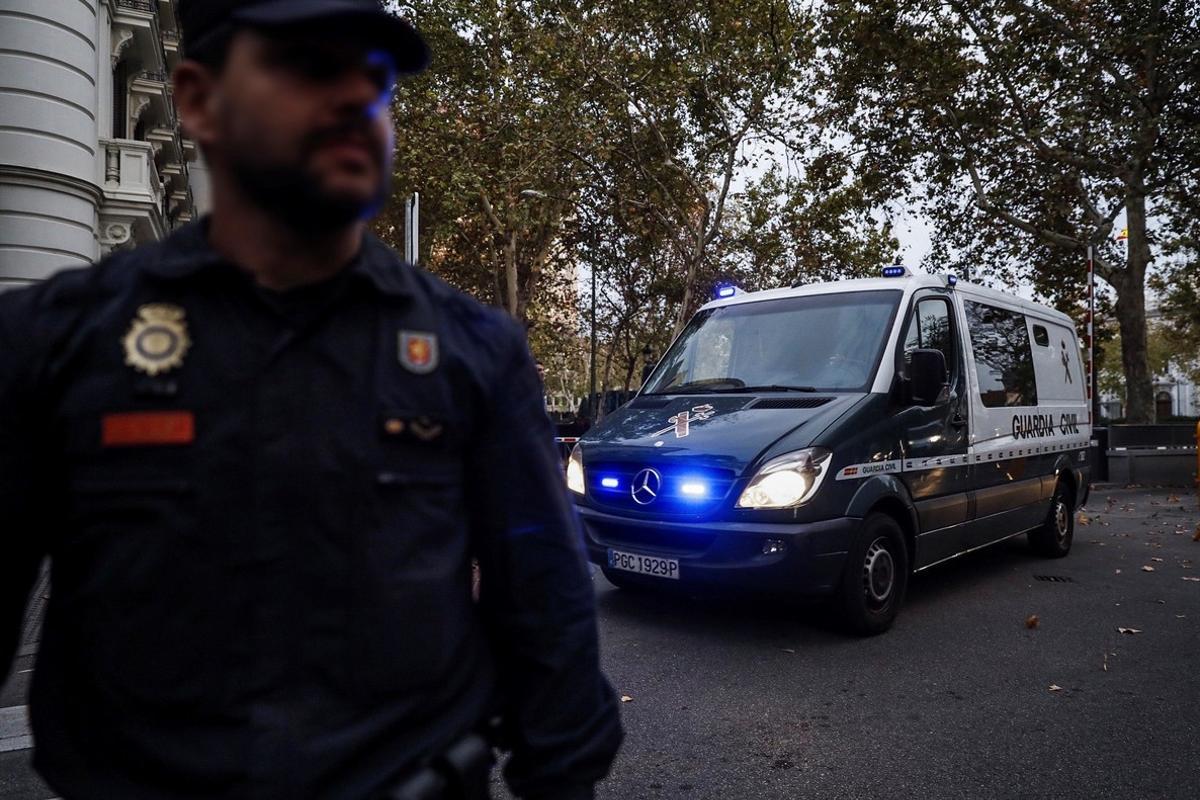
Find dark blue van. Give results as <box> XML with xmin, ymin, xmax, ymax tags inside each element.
<box><xmin>566</xmin><ymin>271</ymin><xmax>1092</xmax><ymax>634</ymax></box>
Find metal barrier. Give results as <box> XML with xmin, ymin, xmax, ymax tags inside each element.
<box><xmin>1105</xmin><ymin>423</ymin><xmax>1198</xmax><ymax>488</ymax></box>
<box><xmin>1107</xmin><ymin>424</ymin><xmax>1197</xmax><ymax>449</ymax></box>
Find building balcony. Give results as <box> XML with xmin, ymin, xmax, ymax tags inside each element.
<box><xmin>111</xmin><ymin>0</ymin><xmax>166</xmax><ymax>74</ymax></box>
<box><xmin>99</xmin><ymin>138</ymin><xmax>167</xmax><ymax>251</ymax></box>
<box><xmin>160</xmin><ymin>160</ymin><xmax>188</xmax><ymax>190</ymax></box>
<box><xmin>129</xmin><ymin>70</ymin><xmax>174</xmax><ymax>130</ymax></box>
<box><xmin>161</xmin><ymin>28</ymin><xmax>181</xmax><ymax>69</ymax></box>
<box><xmin>146</xmin><ymin>124</ymin><xmax>183</xmax><ymax>165</ymax></box>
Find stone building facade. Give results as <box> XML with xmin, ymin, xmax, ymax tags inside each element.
<box><xmin>0</xmin><ymin>0</ymin><xmax>197</xmax><ymax>290</ymax></box>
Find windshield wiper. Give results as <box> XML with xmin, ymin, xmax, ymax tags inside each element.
<box><xmin>648</xmin><ymin>381</ymin><xmax>819</xmax><ymax>395</ymax></box>
<box><xmin>646</xmin><ymin>378</ymin><xmax>745</xmax><ymax>395</ymax></box>
<box><xmin>713</xmin><ymin>384</ymin><xmax>819</xmax><ymax>393</ymax></box>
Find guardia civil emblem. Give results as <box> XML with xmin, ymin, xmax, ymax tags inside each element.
<box><xmin>123</xmin><ymin>303</ymin><xmax>191</xmax><ymax>376</ymax></box>
<box><xmin>398</xmin><ymin>330</ymin><xmax>438</xmax><ymax>374</ymax></box>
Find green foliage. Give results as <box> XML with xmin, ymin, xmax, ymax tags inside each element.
<box><xmin>819</xmin><ymin>0</ymin><xmax>1200</xmax><ymax>421</ymax></box>
<box><xmin>377</xmin><ymin>1</ymin><xmax>899</xmax><ymax>391</ymax></box>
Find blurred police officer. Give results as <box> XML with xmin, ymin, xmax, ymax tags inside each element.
<box><xmin>0</xmin><ymin>1</ymin><xmax>622</xmax><ymax>798</ymax></box>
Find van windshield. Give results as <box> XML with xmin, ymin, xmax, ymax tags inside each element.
<box><xmin>644</xmin><ymin>290</ymin><xmax>902</xmax><ymax>394</ymax></box>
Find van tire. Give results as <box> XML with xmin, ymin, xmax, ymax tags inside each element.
<box><xmin>1029</xmin><ymin>481</ymin><xmax>1074</xmax><ymax>558</ymax></box>
<box><xmin>837</xmin><ymin>513</ymin><xmax>908</xmax><ymax>636</ymax></box>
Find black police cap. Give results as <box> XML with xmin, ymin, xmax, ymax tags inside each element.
<box><xmin>179</xmin><ymin>0</ymin><xmax>431</xmax><ymax>75</ymax></box>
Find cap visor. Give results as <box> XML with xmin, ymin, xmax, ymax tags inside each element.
<box><xmin>232</xmin><ymin>0</ymin><xmax>430</xmax><ymax>74</ymax></box>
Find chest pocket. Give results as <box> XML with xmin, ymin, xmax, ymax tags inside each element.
<box><xmin>349</xmin><ymin>406</ymin><xmax>478</xmax><ymax>696</ymax></box>
<box><xmin>55</xmin><ymin>414</ymin><xmax>227</xmax><ymax>708</ymax></box>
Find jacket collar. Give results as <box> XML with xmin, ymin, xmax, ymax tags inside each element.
<box><xmin>142</xmin><ymin>217</ymin><xmax>417</xmax><ymax>299</ymax></box>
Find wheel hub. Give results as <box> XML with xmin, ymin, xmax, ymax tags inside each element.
<box><xmin>862</xmin><ymin>538</ymin><xmax>895</xmax><ymax>607</ymax></box>
<box><xmin>1055</xmin><ymin>500</ymin><xmax>1070</xmax><ymax>543</ymax></box>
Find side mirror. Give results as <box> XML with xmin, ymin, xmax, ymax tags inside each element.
<box><xmin>908</xmin><ymin>348</ymin><xmax>948</xmax><ymax>405</ymax></box>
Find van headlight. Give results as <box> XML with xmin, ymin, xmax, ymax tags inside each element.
<box><xmin>566</xmin><ymin>444</ymin><xmax>586</xmax><ymax>495</ymax></box>
<box><xmin>736</xmin><ymin>448</ymin><xmax>831</xmax><ymax>509</ymax></box>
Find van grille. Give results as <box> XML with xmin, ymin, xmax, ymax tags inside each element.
<box><xmin>591</xmin><ymin>522</ymin><xmax>717</xmax><ymax>556</ymax></box>
<box><xmin>587</xmin><ymin>462</ymin><xmax>737</xmax><ymax>516</ymax></box>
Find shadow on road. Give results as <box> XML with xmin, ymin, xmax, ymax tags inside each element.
<box><xmin>595</xmin><ymin>533</ymin><xmax>1050</xmax><ymax>642</ymax></box>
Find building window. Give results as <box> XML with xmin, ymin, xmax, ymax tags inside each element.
<box><xmin>1156</xmin><ymin>391</ymin><xmax>1173</xmax><ymax>420</ymax></box>
<box><xmin>113</xmin><ymin>60</ymin><xmax>129</xmax><ymax>138</ymax></box>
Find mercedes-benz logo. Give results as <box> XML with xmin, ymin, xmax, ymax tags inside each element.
<box><xmin>631</xmin><ymin>468</ymin><xmax>662</xmax><ymax>505</ymax></box>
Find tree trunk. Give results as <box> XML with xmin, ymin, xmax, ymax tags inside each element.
<box><xmin>622</xmin><ymin>356</ymin><xmax>636</xmax><ymax>392</ymax></box>
<box><xmin>599</xmin><ymin>343</ymin><xmax>617</xmax><ymax>419</ymax></box>
<box><xmin>504</xmin><ymin>230</ymin><xmax>519</xmax><ymax>318</ymax></box>
<box><xmin>1115</xmin><ymin>194</ymin><xmax>1154</xmax><ymax>423</ymax></box>
<box><xmin>672</xmin><ymin>227</ymin><xmax>706</xmax><ymax>337</ymax></box>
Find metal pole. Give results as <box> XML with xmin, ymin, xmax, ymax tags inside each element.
<box><xmin>403</xmin><ymin>192</ymin><xmax>419</xmax><ymax>264</ymax></box>
<box><xmin>411</xmin><ymin>192</ymin><xmax>419</xmax><ymax>264</ymax></box>
<box><xmin>1087</xmin><ymin>245</ymin><xmax>1097</xmax><ymax>426</ymax></box>
<box><xmin>589</xmin><ymin>265</ymin><xmax>597</xmax><ymax>422</ymax></box>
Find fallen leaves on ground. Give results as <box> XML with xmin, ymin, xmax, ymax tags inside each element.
<box><xmin>781</xmin><ymin>648</ymin><xmax>796</xmax><ymax>654</ymax></box>
<box><xmin>620</xmin><ymin>695</ymin><xmax>633</xmax><ymax>703</ymax></box>
<box><xmin>1193</xmin><ymin>523</ymin><xmax>1200</xmax><ymax>542</ymax></box>
<box><xmin>1078</xmin><ymin>513</ymin><xmax>1090</xmax><ymax>526</ymax></box>
<box><xmin>1151</xmin><ymin>557</ymin><xmax>1165</xmax><ymax>562</ymax></box>
<box><xmin>1048</xmin><ymin>684</ymin><xmax>1063</xmax><ymax>692</ymax></box>
<box><xmin>1167</xmin><ymin>494</ymin><xmax>1180</xmax><ymax>503</ymax></box>
<box><xmin>1025</xmin><ymin>614</ymin><xmax>1040</xmax><ymax>629</ymax></box>
<box><xmin>1117</xmin><ymin>627</ymin><xmax>1142</xmax><ymax>635</ymax></box>
<box><xmin>1183</xmin><ymin>576</ymin><xmax>1200</xmax><ymax>582</ymax></box>
<box><xmin>1115</xmin><ymin>569</ymin><xmax>1122</xmax><ymax>574</ymax></box>
<box><xmin>1142</xmin><ymin>565</ymin><xmax>1156</xmax><ymax>572</ymax></box>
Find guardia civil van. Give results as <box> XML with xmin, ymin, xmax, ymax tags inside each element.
<box><xmin>566</xmin><ymin>269</ymin><xmax>1091</xmax><ymax>634</ymax></box>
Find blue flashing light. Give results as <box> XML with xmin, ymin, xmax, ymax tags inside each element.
<box><xmin>882</xmin><ymin>265</ymin><xmax>909</xmax><ymax>278</ymax></box>
<box><xmin>600</xmin><ymin>476</ymin><xmax>620</xmax><ymax>489</ymax></box>
<box><xmin>680</xmin><ymin>481</ymin><xmax>709</xmax><ymax>498</ymax></box>
<box><xmin>715</xmin><ymin>284</ymin><xmax>738</xmax><ymax>299</ymax></box>
<box><xmin>945</xmin><ymin>274</ymin><xmax>958</xmax><ymax>287</ymax></box>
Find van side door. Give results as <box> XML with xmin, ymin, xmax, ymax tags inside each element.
<box><xmin>895</xmin><ymin>290</ymin><xmax>972</xmax><ymax>568</ymax></box>
<box><xmin>960</xmin><ymin>300</ymin><xmax>1049</xmax><ymax>549</ymax></box>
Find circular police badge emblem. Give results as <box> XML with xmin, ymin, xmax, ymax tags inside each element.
<box><xmin>123</xmin><ymin>303</ymin><xmax>191</xmax><ymax>376</ymax></box>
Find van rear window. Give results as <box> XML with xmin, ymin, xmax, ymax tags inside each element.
<box><xmin>965</xmin><ymin>301</ymin><xmax>1038</xmax><ymax>407</ymax></box>
<box><xmin>1032</xmin><ymin>324</ymin><xmax>1049</xmax><ymax>346</ymax></box>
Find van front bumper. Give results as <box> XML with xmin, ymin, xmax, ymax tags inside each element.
<box><xmin>577</xmin><ymin>505</ymin><xmax>857</xmax><ymax>596</ymax></box>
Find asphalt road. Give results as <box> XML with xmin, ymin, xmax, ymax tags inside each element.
<box><xmin>572</xmin><ymin>486</ymin><xmax>1200</xmax><ymax>800</ymax></box>
<box><xmin>4</xmin><ymin>487</ymin><xmax>1198</xmax><ymax>799</ymax></box>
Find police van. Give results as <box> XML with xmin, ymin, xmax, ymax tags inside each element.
<box><xmin>566</xmin><ymin>269</ymin><xmax>1091</xmax><ymax>634</ymax></box>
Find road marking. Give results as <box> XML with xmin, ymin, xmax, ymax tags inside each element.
<box><xmin>0</xmin><ymin>705</ymin><xmax>32</xmax><ymax>753</ymax></box>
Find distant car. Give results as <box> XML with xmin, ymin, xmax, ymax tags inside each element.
<box><xmin>566</xmin><ymin>268</ymin><xmax>1090</xmax><ymax>634</ymax></box>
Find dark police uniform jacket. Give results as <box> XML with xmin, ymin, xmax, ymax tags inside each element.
<box><xmin>0</xmin><ymin>221</ymin><xmax>622</xmax><ymax>800</ymax></box>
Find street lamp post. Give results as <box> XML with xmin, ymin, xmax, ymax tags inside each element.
<box><xmin>589</xmin><ymin>264</ymin><xmax>597</xmax><ymax>422</ymax></box>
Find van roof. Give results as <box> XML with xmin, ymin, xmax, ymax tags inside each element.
<box><xmin>702</xmin><ymin>273</ymin><xmax>1077</xmax><ymax>329</ymax></box>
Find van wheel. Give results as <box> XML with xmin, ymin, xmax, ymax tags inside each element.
<box><xmin>837</xmin><ymin>513</ymin><xmax>908</xmax><ymax>636</ymax></box>
<box><xmin>1029</xmin><ymin>481</ymin><xmax>1074</xmax><ymax>558</ymax></box>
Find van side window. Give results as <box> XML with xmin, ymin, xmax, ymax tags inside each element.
<box><xmin>965</xmin><ymin>301</ymin><xmax>1039</xmax><ymax>407</ymax></box>
<box><xmin>1032</xmin><ymin>324</ymin><xmax>1049</xmax><ymax>347</ymax></box>
<box><xmin>903</xmin><ymin>297</ymin><xmax>954</xmax><ymax>364</ymax></box>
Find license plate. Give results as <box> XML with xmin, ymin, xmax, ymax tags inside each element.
<box><xmin>607</xmin><ymin>549</ymin><xmax>680</xmax><ymax>580</ymax></box>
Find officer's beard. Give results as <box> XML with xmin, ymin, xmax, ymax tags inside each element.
<box><xmin>227</xmin><ymin>126</ymin><xmax>390</xmax><ymax>236</ymax></box>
